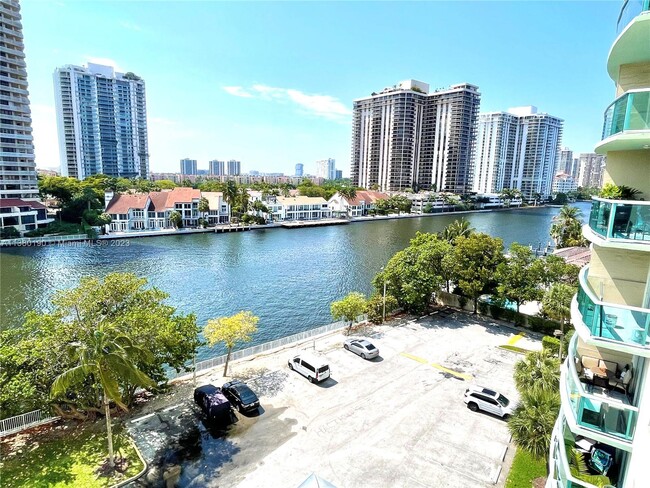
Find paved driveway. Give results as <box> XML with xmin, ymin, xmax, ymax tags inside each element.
<box><xmin>128</xmin><ymin>312</ymin><xmax>537</xmax><ymax>488</ymax></box>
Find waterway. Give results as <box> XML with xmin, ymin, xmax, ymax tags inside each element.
<box><xmin>0</xmin><ymin>202</ymin><xmax>591</xmax><ymax>359</ymax></box>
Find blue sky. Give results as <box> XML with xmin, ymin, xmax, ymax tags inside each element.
<box><xmin>22</xmin><ymin>1</ymin><xmax>622</xmax><ymax>176</ymax></box>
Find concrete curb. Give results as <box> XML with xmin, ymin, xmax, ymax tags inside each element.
<box><xmin>111</xmin><ymin>436</ymin><xmax>148</xmax><ymax>488</ymax></box>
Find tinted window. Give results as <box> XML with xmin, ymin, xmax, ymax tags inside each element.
<box><xmin>365</xmin><ymin>344</ymin><xmax>376</xmax><ymax>350</ymax></box>
<box><xmin>317</xmin><ymin>366</ymin><xmax>329</xmax><ymax>374</ymax></box>
<box><xmin>301</xmin><ymin>360</ymin><xmax>315</xmax><ymax>372</ymax></box>
<box><xmin>497</xmin><ymin>394</ymin><xmax>510</xmax><ymax>407</ymax></box>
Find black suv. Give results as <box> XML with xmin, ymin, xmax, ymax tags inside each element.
<box><xmin>194</xmin><ymin>384</ymin><xmax>232</xmax><ymax>422</ymax></box>
<box><xmin>222</xmin><ymin>380</ymin><xmax>260</xmax><ymax>413</ymax></box>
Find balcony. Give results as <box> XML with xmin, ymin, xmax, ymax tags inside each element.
<box><xmin>596</xmin><ymin>89</ymin><xmax>650</xmax><ymax>153</ymax></box>
<box><xmin>550</xmin><ymin>413</ymin><xmax>625</xmax><ymax>487</ymax></box>
<box><xmin>575</xmin><ymin>267</ymin><xmax>650</xmax><ymax>350</ymax></box>
<box><xmin>562</xmin><ymin>334</ymin><xmax>638</xmax><ymax>444</ymax></box>
<box><xmin>608</xmin><ymin>1</ymin><xmax>650</xmax><ymax>81</ymax></box>
<box><xmin>587</xmin><ymin>197</ymin><xmax>650</xmax><ymax>245</ymax></box>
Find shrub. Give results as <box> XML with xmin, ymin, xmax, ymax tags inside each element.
<box><xmin>489</xmin><ymin>304</ymin><xmax>503</xmax><ymax>320</ymax></box>
<box><xmin>0</xmin><ymin>226</ymin><xmax>20</xmax><ymax>239</ymax></box>
<box><xmin>366</xmin><ymin>293</ymin><xmax>398</xmax><ymax>324</ymax></box>
<box><xmin>478</xmin><ymin>301</ymin><xmax>489</xmax><ymax>315</ymax></box>
<box><xmin>542</xmin><ymin>336</ymin><xmax>561</xmax><ymax>355</ymax></box>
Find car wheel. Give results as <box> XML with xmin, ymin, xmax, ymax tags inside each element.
<box><xmin>361</xmin><ymin>353</ymin><xmax>366</xmax><ymax>359</ymax></box>
<box><xmin>344</xmin><ymin>344</ymin><xmax>349</xmax><ymax>350</ymax></box>
<box><xmin>309</xmin><ymin>376</ymin><xmax>314</xmax><ymax>384</ymax></box>
<box><xmin>503</xmin><ymin>413</ymin><xmax>510</xmax><ymax>420</ymax></box>
<box><xmin>468</xmin><ymin>402</ymin><xmax>479</xmax><ymax>412</ymax></box>
<box><xmin>288</xmin><ymin>361</ymin><xmax>293</xmax><ymax>370</ymax></box>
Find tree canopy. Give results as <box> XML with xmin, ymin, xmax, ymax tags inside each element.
<box><xmin>331</xmin><ymin>292</ymin><xmax>368</xmax><ymax>333</ymax></box>
<box><xmin>204</xmin><ymin>311</ymin><xmax>259</xmax><ymax>376</ymax></box>
<box><xmin>0</xmin><ymin>273</ymin><xmax>199</xmax><ymax>419</ymax></box>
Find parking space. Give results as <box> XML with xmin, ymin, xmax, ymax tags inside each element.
<box><xmin>128</xmin><ymin>313</ymin><xmax>537</xmax><ymax>488</ymax></box>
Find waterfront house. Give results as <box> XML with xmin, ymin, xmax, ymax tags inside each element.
<box><xmin>105</xmin><ymin>192</ymin><xmax>150</xmax><ymax>232</ymax></box>
<box><xmin>201</xmin><ymin>192</ymin><xmax>230</xmax><ymax>224</ymax></box>
<box><xmin>0</xmin><ymin>199</ymin><xmax>53</xmax><ymax>235</ymax></box>
<box><xmin>276</xmin><ymin>196</ymin><xmax>331</xmax><ymax>221</ymax></box>
<box><xmin>328</xmin><ymin>190</ymin><xmax>389</xmax><ymax>217</ymax></box>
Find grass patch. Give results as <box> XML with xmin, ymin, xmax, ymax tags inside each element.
<box><xmin>499</xmin><ymin>345</ymin><xmax>531</xmax><ymax>355</ymax></box>
<box><xmin>0</xmin><ymin>423</ymin><xmax>143</xmax><ymax>487</ymax></box>
<box><xmin>506</xmin><ymin>448</ymin><xmax>547</xmax><ymax>488</ymax></box>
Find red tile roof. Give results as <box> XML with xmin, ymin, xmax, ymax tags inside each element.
<box><xmin>346</xmin><ymin>190</ymin><xmax>389</xmax><ymax>206</ymax></box>
<box><xmin>148</xmin><ymin>191</ymin><xmax>169</xmax><ymax>211</ymax></box>
<box><xmin>105</xmin><ymin>193</ymin><xmax>149</xmax><ymax>214</ymax></box>
<box><xmin>0</xmin><ymin>198</ymin><xmax>46</xmax><ymax>209</ymax></box>
<box><xmin>164</xmin><ymin>187</ymin><xmax>201</xmax><ymax>205</ymax></box>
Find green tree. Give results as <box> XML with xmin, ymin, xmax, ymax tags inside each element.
<box><xmin>495</xmin><ymin>243</ymin><xmax>541</xmax><ymax>311</ymax></box>
<box><xmin>513</xmin><ymin>349</ymin><xmax>560</xmax><ymax>394</ymax></box>
<box><xmin>550</xmin><ymin>205</ymin><xmax>587</xmax><ymax>248</ymax></box>
<box><xmin>204</xmin><ymin>311</ymin><xmax>259</xmax><ymax>376</ymax></box>
<box><xmin>51</xmin><ymin>329</ymin><xmax>153</xmax><ymax>469</ymax></box>
<box><xmin>1</xmin><ymin>273</ymin><xmax>199</xmax><ymax>419</ymax></box>
<box><xmin>542</xmin><ymin>283</ymin><xmax>576</xmax><ymax>360</ymax></box>
<box><xmin>508</xmin><ymin>387</ymin><xmax>560</xmax><ymax>460</ymax></box>
<box><xmin>440</xmin><ymin>218</ymin><xmax>474</xmax><ymax>243</ymax></box>
<box><xmin>156</xmin><ymin>179</ymin><xmax>177</xmax><ymax>190</ymax></box>
<box><xmin>366</xmin><ymin>293</ymin><xmax>398</xmax><ymax>324</ymax></box>
<box><xmin>338</xmin><ymin>187</ymin><xmax>357</xmax><ymax>202</ymax></box>
<box><xmin>198</xmin><ymin>196</ymin><xmax>210</xmax><ymax>218</ymax></box>
<box><xmin>330</xmin><ymin>292</ymin><xmax>368</xmax><ymax>334</ymax></box>
<box><xmin>169</xmin><ymin>210</ymin><xmax>182</xmax><ymax>228</ymax></box>
<box><xmin>553</xmin><ymin>192</ymin><xmax>569</xmax><ymax>205</ymax></box>
<box><xmin>223</xmin><ymin>181</ymin><xmax>238</xmax><ymax>222</ymax></box>
<box><xmin>449</xmin><ymin>233</ymin><xmax>505</xmax><ymax>313</ymax></box>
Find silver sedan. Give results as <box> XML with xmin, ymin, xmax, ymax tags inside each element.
<box><xmin>343</xmin><ymin>338</ymin><xmax>379</xmax><ymax>359</ymax></box>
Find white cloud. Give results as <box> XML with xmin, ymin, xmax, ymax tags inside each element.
<box><xmin>120</xmin><ymin>21</ymin><xmax>142</xmax><ymax>32</ymax></box>
<box><xmin>222</xmin><ymin>86</ymin><xmax>254</xmax><ymax>98</ymax></box>
<box><xmin>224</xmin><ymin>84</ymin><xmax>350</xmax><ymax>121</ymax></box>
<box><xmin>84</xmin><ymin>56</ymin><xmax>125</xmax><ymax>73</ymax></box>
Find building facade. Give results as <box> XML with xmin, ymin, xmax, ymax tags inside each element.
<box><xmin>351</xmin><ymin>79</ymin><xmax>480</xmax><ymax>193</ymax></box>
<box><xmin>226</xmin><ymin>159</ymin><xmax>241</xmax><ymax>176</ymax></box>
<box><xmin>295</xmin><ymin>163</ymin><xmax>304</xmax><ymax>177</ymax></box>
<box><xmin>558</xmin><ymin>147</ymin><xmax>574</xmax><ymax>175</ymax></box>
<box><xmin>209</xmin><ymin>160</ymin><xmax>225</xmax><ymax>176</ymax></box>
<box><xmin>180</xmin><ymin>158</ymin><xmax>197</xmax><ymax>175</ymax></box>
<box><xmin>577</xmin><ymin>153</ymin><xmax>607</xmax><ymax>188</ymax></box>
<box><xmin>54</xmin><ymin>63</ymin><xmax>149</xmax><ymax>180</ymax></box>
<box><xmin>0</xmin><ymin>0</ymin><xmax>38</xmax><ymax>201</ymax></box>
<box><xmin>547</xmin><ymin>2</ymin><xmax>650</xmax><ymax>488</ymax></box>
<box><xmin>551</xmin><ymin>173</ymin><xmax>578</xmax><ymax>195</ymax></box>
<box><xmin>316</xmin><ymin>158</ymin><xmax>336</xmax><ymax>180</ymax></box>
<box><xmin>472</xmin><ymin>106</ymin><xmax>563</xmax><ymax>200</ymax></box>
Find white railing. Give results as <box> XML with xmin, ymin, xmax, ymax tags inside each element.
<box><xmin>168</xmin><ymin>316</ymin><xmax>365</xmax><ymax>380</ymax></box>
<box><xmin>0</xmin><ymin>234</ymin><xmax>87</xmax><ymax>247</ymax></box>
<box><xmin>0</xmin><ymin>409</ymin><xmax>58</xmax><ymax>437</ymax></box>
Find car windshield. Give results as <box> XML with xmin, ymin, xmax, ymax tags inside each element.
<box><xmin>497</xmin><ymin>394</ymin><xmax>509</xmax><ymax>407</ymax></box>
<box><xmin>365</xmin><ymin>344</ymin><xmax>376</xmax><ymax>350</ymax></box>
<box><xmin>239</xmin><ymin>389</ymin><xmax>257</xmax><ymax>403</ymax></box>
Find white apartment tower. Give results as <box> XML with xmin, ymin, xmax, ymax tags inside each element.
<box><xmin>0</xmin><ymin>0</ymin><xmax>38</xmax><ymax>200</ymax></box>
<box><xmin>209</xmin><ymin>159</ymin><xmax>224</xmax><ymax>176</ymax></box>
<box><xmin>547</xmin><ymin>2</ymin><xmax>650</xmax><ymax>488</ymax></box>
<box><xmin>226</xmin><ymin>159</ymin><xmax>241</xmax><ymax>176</ymax></box>
<box><xmin>351</xmin><ymin>80</ymin><xmax>480</xmax><ymax>193</ymax></box>
<box><xmin>577</xmin><ymin>153</ymin><xmax>607</xmax><ymax>189</ymax></box>
<box><xmin>558</xmin><ymin>147</ymin><xmax>574</xmax><ymax>175</ymax></box>
<box><xmin>472</xmin><ymin>106</ymin><xmax>563</xmax><ymax>200</ymax></box>
<box><xmin>316</xmin><ymin>158</ymin><xmax>336</xmax><ymax>180</ymax></box>
<box><xmin>54</xmin><ymin>63</ymin><xmax>149</xmax><ymax>180</ymax></box>
<box><xmin>180</xmin><ymin>158</ymin><xmax>197</xmax><ymax>175</ymax></box>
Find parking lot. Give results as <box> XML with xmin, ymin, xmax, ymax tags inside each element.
<box><xmin>128</xmin><ymin>311</ymin><xmax>541</xmax><ymax>488</ymax></box>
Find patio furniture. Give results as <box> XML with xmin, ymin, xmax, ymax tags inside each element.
<box><xmin>589</xmin><ymin>448</ymin><xmax>613</xmax><ymax>476</ymax></box>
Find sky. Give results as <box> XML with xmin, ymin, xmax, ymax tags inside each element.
<box><xmin>21</xmin><ymin>0</ymin><xmax>622</xmax><ymax>176</ymax></box>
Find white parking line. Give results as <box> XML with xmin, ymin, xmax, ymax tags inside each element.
<box><xmin>131</xmin><ymin>412</ymin><xmax>155</xmax><ymax>423</ymax></box>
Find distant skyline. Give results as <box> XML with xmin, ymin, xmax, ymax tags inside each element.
<box><xmin>22</xmin><ymin>1</ymin><xmax>621</xmax><ymax>176</ymax></box>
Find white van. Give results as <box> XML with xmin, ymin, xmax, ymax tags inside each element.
<box><xmin>288</xmin><ymin>352</ymin><xmax>331</xmax><ymax>383</ymax></box>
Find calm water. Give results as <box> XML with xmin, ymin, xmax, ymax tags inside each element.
<box><xmin>0</xmin><ymin>202</ymin><xmax>590</xmax><ymax>359</ymax></box>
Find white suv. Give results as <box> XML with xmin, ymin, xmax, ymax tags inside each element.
<box><xmin>288</xmin><ymin>352</ymin><xmax>331</xmax><ymax>383</ymax></box>
<box><xmin>463</xmin><ymin>386</ymin><xmax>514</xmax><ymax>418</ymax></box>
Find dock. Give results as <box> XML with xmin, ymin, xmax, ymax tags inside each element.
<box><xmin>280</xmin><ymin>219</ymin><xmax>350</xmax><ymax>229</ymax></box>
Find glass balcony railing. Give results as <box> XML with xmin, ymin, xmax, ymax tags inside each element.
<box><xmin>564</xmin><ymin>335</ymin><xmax>638</xmax><ymax>441</ymax></box>
<box><xmin>602</xmin><ymin>89</ymin><xmax>650</xmax><ymax>140</ymax></box>
<box><xmin>588</xmin><ymin>197</ymin><xmax>650</xmax><ymax>242</ymax></box>
<box><xmin>576</xmin><ymin>267</ymin><xmax>650</xmax><ymax>348</ymax></box>
<box><xmin>552</xmin><ymin>419</ymin><xmax>602</xmax><ymax>488</ymax></box>
<box><xmin>617</xmin><ymin>0</ymin><xmax>650</xmax><ymax>34</ymax></box>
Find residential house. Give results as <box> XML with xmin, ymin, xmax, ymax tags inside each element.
<box><xmin>328</xmin><ymin>190</ymin><xmax>389</xmax><ymax>217</ymax></box>
<box><xmin>0</xmin><ymin>199</ymin><xmax>53</xmax><ymax>235</ymax></box>
<box><xmin>201</xmin><ymin>192</ymin><xmax>230</xmax><ymax>224</ymax></box>
<box><xmin>276</xmin><ymin>196</ymin><xmax>331</xmax><ymax>221</ymax></box>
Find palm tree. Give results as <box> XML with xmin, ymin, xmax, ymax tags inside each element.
<box><xmin>550</xmin><ymin>205</ymin><xmax>587</xmax><ymax>248</ymax></box>
<box><xmin>223</xmin><ymin>181</ymin><xmax>238</xmax><ymax>223</ymax></box>
<box><xmin>513</xmin><ymin>349</ymin><xmax>560</xmax><ymax>393</ymax></box>
<box><xmin>51</xmin><ymin>330</ymin><xmax>153</xmax><ymax>469</ymax></box>
<box><xmin>508</xmin><ymin>387</ymin><xmax>561</xmax><ymax>459</ymax></box>
<box><xmin>338</xmin><ymin>187</ymin><xmax>357</xmax><ymax>202</ymax></box>
<box><xmin>441</xmin><ymin>218</ymin><xmax>474</xmax><ymax>242</ymax></box>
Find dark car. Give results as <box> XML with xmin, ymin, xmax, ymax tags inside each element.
<box><xmin>222</xmin><ymin>380</ymin><xmax>260</xmax><ymax>412</ymax></box>
<box><xmin>193</xmin><ymin>384</ymin><xmax>232</xmax><ymax>422</ymax></box>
